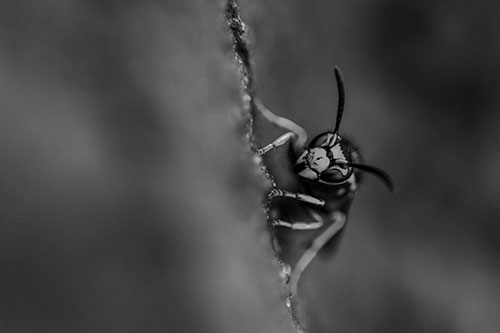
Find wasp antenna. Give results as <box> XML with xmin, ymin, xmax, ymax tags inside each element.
<box><xmin>350</xmin><ymin>163</ymin><xmax>395</xmax><ymax>192</ymax></box>
<box><xmin>333</xmin><ymin>66</ymin><xmax>345</xmax><ymax>134</ymax></box>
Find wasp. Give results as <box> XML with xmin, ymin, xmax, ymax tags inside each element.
<box><xmin>255</xmin><ymin>67</ymin><xmax>394</xmax><ymax>295</ymax></box>
<box><xmin>225</xmin><ymin>0</ymin><xmax>393</xmax><ymax>299</ymax></box>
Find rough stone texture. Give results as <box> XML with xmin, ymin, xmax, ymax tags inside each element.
<box><xmin>0</xmin><ymin>1</ymin><xmax>295</xmax><ymax>332</ymax></box>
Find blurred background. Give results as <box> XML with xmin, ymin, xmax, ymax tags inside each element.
<box><xmin>0</xmin><ymin>0</ymin><xmax>499</xmax><ymax>332</ymax></box>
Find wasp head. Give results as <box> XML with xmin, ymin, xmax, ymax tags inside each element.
<box><xmin>292</xmin><ymin>67</ymin><xmax>353</xmax><ymax>184</ymax></box>
<box><xmin>292</xmin><ymin>67</ymin><xmax>395</xmax><ymax>191</ymax></box>
<box><xmin>294</xmin><ymin>132</ymin><xmax>353</xmax><ymax>184</ymax></box>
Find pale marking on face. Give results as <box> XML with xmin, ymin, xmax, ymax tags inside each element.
<box><xmin>331</xmin><ymin>144</ymin><xmax>347</xmax><ymax>161</ymax></box>
<box><xmin>306</xmin><ymin>148</ymin><xmax>330</xmax><ymax>173</ymax></box>
<box><xmin>324</xmin><ymin>133</ymin><xmax>337</xmax><ymax>147</ymax></box>
<box><xmin>296</xmin><ymin>150</ymin><xmax>308</xmax><ymax>164</ymax></box>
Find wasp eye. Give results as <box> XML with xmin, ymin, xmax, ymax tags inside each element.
<box><xmin>309</xmin><ymin>132</ymin><xmax>337</xmax><ymax>148</ymax></box>
<box><xmin>319</xmin><ymin>166</ymin><xmax>352</xmax><ymax>184</ymax></box>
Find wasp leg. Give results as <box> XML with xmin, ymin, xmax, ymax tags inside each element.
<box><xmin>272</xmin><ymin>219</ymin><xmax>324</xmax><ymax>230</ymax></box>
<box><xmin>255</xmin><ymin>98</ymin><xmax>307</xmax><ymax>155</ymax></box>
<box><xmin>288</xmin><ymin>211</ymin><xmax>346</xmax><ymax>296</ymax></box>
<box><xmin>268</xmin><ymin>188</ymin><xmax>325</xmax><ymax>206</ymax></box>
<box><xmin>256</xmin><ymin>132</ymin><xmax>295</xmax><ymax>156</ymax></box>
<box><xmin>271</xmin><ymin>210</ymin><xmax>325</xmax><ymax>230</ymax></box>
